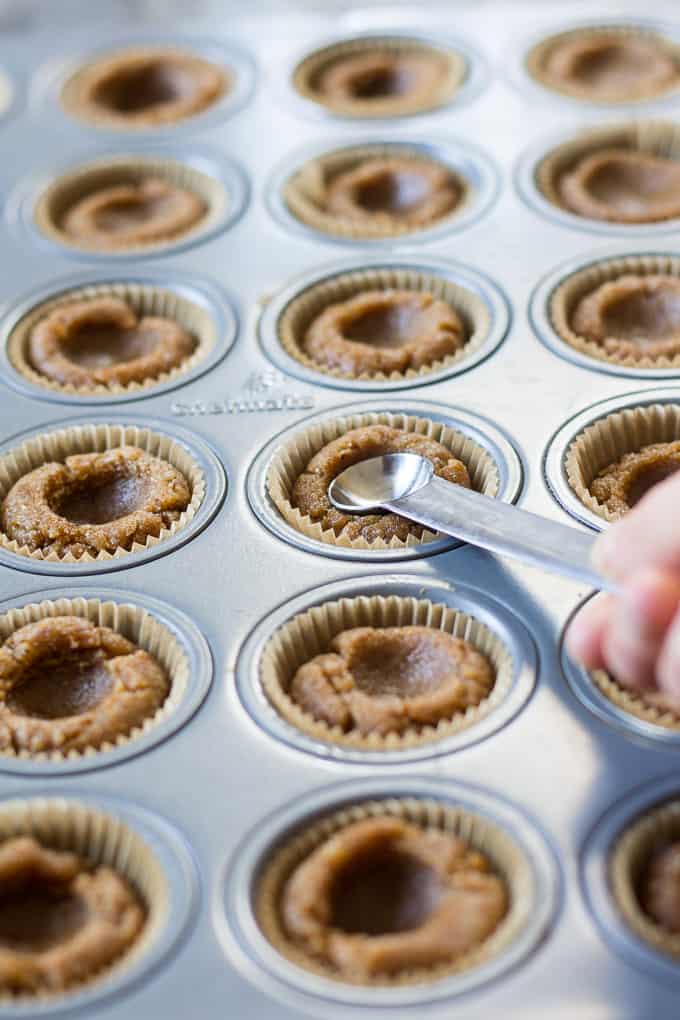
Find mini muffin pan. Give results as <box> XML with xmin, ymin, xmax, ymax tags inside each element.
<box><xmin>0</xmin><ymin>2</ymin><xmax>679</xmax><ymax>1018</ymax></box>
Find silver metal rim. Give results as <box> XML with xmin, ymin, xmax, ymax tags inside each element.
<box><xmin>582</xmin><ymin>771</ymin><xmax>680</xmax><ymax>987</ymax></box>
<box><xmin>266</xmin><ymin>135</ymin><xmax>500</xmax><ymax>247</ymax></box>
<box><xmin>31</xmin><ymin>33</ymin><xmax>256</xmax><ymax>135</ymax></box>
<box><xmin>246</xmin><ymin>398</ymin><xmax>524</xmax><ymax>562</ymax></box>
<box><xmin>0</xmin><ymin>586</ymin><xmax>213</xmax><ymax>775</ymax></box>
<box><xmin>0</xmin><ymin>792</ymin><xmax>199</xmax><ymax>1017</ymax></box>
<box><xmin>217</xmin><ymin>776</ymin><xmax>559</xmax><ymax>1011</ymax></box>
<box><xmin>530</xmin><ymin>248</ymin><xmax>680</xmax><ymax>378</ymax></box>
<box><xmin>0</xmin><ymin>413</ymin><xmax>227</xmax><ymax>576</ymax></box>
<box><xmin>6</xmin><ymin>144</ymin><xmax>249</xmax><ymax>262</ymax></box>
<box><xmin>510</xmin><ymin>16</ymin><xmax>680</xmax><ymax>113</ymax></box>
<box><xmin>280</xmin><ymin>29</ymin><xmax>489</xmax><ymax>123</ymax></box>
<box><xmin>258</xmin><ymin>254</ymin><xmax>511</xmax><ymax>392</ymax></box>
<box><xmin>515</xmin><ymin>128</ymin><xmax>680</xmax><ymax>238</ymax></box>
<box><xmin>236</xmin><ymin>573</ymin><xmax>537</xmax><ymax>764</ymax></box>
<box><xmin>543</xmin><ymin>386</ymin><xmax>680</xmax><ymax>531</ymax></box>
<box><xmin>0</xmin><ymin>269</ymin><xmax>238</xmax><ymax>405</ymax></box>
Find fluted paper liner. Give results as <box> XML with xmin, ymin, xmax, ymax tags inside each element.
<box><xmin>266</xmin><ymin>410</ymin><xmax>500</xmax><ymax>550</ymax></box>
<box><xmin>611</xmin><ymin>799</ymin><xmax>680</xmax><ymax>958</ymax></box>
<box><xmin>34</xmin><ymin>155</ymin><xmax>228</xmax><ymax>254</ymax></box>
<box><xmin>526</xmin><ymin>26</ymin><xmax>680</xmax><ymax>103</ymax></box>
<box><xmin>0</xmin><ymin>796</ymin><xmax>166</xmax><ymax>1001</ymax></box>
<box><xmin>564</xmin><ymin>401</ymin><xmax>680</xmax><ymax>522</ymax></box>
<box><xmin>292</xmin><ymin>36</ymin><xmax>466</xmax><ymax>117</ymax></box>
<box><xmin>536</xmin><ymin>121</ymin><xmax>680</xmax><ymax>216</ymax></box>
<box><xmin>60</xmin><ymin>46</ymin><xmax>230</xmax><ymax>129</ymax></box>
<box><xmin>277</xmin><ymin>266</ymin><xmax>490</xmax><ymax>382</ymax></box>
<box><xmin>0</xmin><ymin>422</ymin><xmax>205</xmax><ymax>562</ymax></box>
<box><xmin>550</xmin><ymin>254</ymin><xmax>680</xmax><ymax>368</ymax></box>
<box><xmin>260</xmin><ymin>593</ymin><xmax>513</xmax><ymax>750</ymax></box>
<box><xmin>7</xmin><ymin>281</ymin><xmax>217</xmax><ymax>398</ymax></box>
<box><xmin>0</xmin><ymin>595</ymin><xmax>189</xmax><ymax>761</ymax></box>
<box><xmin>255</xmin><ymin>795</ymin><xmax>532</xmax><ymax>985</ymax></box>
<box><xmin>589</xmin><ymin>668</ymin><xmax>680</xmax><ymax>731</ymax></box>
<box><xmin>283</xmin><ymin>143</ymin><xmax>468</xmax><ymax>239</ymax></box>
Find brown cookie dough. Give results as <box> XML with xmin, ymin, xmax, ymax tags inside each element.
<box><xmin>571</xmin><ymin>275</ymin><xmax>680</xmax><ymax>360</ymax></box>
<box><xmin>0</xmin><ymin>616</ymin><xmax>169</xmax><ymax>755</ymax></box>
<box><xmin>67</xmin><ymin>47</ymin><xmax>227</xmax><ymax>127</ymax></box>
<box><xmin>537</xmin><ymin>32</ymin><xmax>680</xmax><ymax>102</ymax></box>
<box><xmin>0</xmin><ymin>835</ymin><xmax>144</xmax><ymax>994</ymax></box>
<box><xmin>639</xmin><ymin>841</ymin><xmax>680</xmax><ymax>933</ymax></box>
<box><xmin>28</xmin><ymin>297</ymin><xmax>196</xmax><ymax>389</ymax></box>
<box><xmin>290</xmin><ymin>423</ymin><xmax>471</xmax><ymax>542</ymax></box>
<box><xmin>1</xmin><ymin>445</ymin><xmax>191</xmax><ymax>559</ymax></box>
<box><xmin>290</xmin><ymin>625</ymin><xmax>494</xmax><ymax>736</ymax></box>
<box><xmin>589</xmin><ymin>441</ymin><xmax>680</xmax><ymax>518</ymax></box>
<box><xmin>557</xmin><ymin>148</ymin><xmax>680</xmax><ymax>223</ymax></box>
<box><xmin>314</xmin><ymin>49</ymin><xmax>450</xmax><ymax>113</ymax></box>
<box><xmin>325</xmin><ymin>157</ymin><xmax>461</xmax><ymax>231</ymax></box>
<box><xmin>280</xmin><ymin>815</ymin><xmax>507</xmax><ymax>981</ymax></box>
<box><xmin>302</xmin><ymin>289</ymin><xmax>464</xmax><ymax>377</ymax></box>
<box><xmin>61</xmin><ymin>177</ymin><xmax>207</xmax><ymax>250</ymax></box>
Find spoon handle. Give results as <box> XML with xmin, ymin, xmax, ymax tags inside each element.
<box><xmin>384</xmin><ymin>477</ymin><xmax>616</xmax><ymax>592</ymax></box>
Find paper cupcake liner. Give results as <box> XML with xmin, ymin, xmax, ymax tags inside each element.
<box><xmin>611</xmin><ymin>799</ymin><xmax>680</xmax><ymax>958</ymax></box>
<box><xmin>34</xmin><ymin>155</ymin><xmax>228</xmax><ymax>254</ymax></box>
<box><xmin>0</xmin><ymin>595</ymin><xmax>189</xmax><ymax>761</ymax></box>
<box><xmin>590</xmin><ymin>669</ymin><xmax>680</xmax><ymax>730</ymax></box>
<box><xmin>266</xmin><ymin>409</ymin><xmax>500</xmax><ymax>551</ymax></box>
<box><xmin>0</xmin><ymin>422</ymin><xmax>205</xmax><ymax>562</ymax></box>
<box><xmin>260</xmin><ymin>593</ymin><xmax>513</xmax><ymax>751</ymax></box>
<box><xmin>0</xmin><ymin>795</ymin><xmax>166</xmax><ymax>1002</ymax></box>
<box><xmin>536</xmin><ymin>121</ymin><xmax>680</xmax><ymax>213</ymax></box>
<box><xmin>292</xmin><ymin>36</ymin><xmax>466</xmax><ymax>117</ymax></box>
<box><xmin>7</xmin><ymin>281</ymin><xmax>217</xmax><ymax>398</ymax></box>
<box><xmin>277</xmin><ymin>266</ymin><xmax>490</xmax><ymax>382</ymax></box>
<box><xmin>255</xmin><ymin>794</ymin><xmax>532</xmax><ymax>986</ymax></box>
<box><xmin>60</xmin><ymin>46</ymin><xmax>230</xmax><ymax>129</ymax></box>
<box><xmin>564</xmin><ymin>401</ymin><xmax>680</xmax><ymax>522</ymax></box>
<box><xmin>526</xmin><ymin>26</ymin><xmax>680</xmax><ymax>103</ymax></box>
<box><xmin>283</xmin><ymin>143</ymin><xmax>468</xmax><ymax>240</ymax></box>
<box><xmin>550</xmin><ymin>254</ymin><xmax>680</xmax><ymax>368</ymax></box>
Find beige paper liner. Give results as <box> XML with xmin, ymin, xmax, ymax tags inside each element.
<box><xmin>256</xmin><ymin>795</ymin><xmax>532</xmax><ymax>986</ymax></box>
<box><xmin>261</xmin><ymin>594</ymin><xmax>513</xmax><ymax>750</ymax></box>
<box><xmin>0</xmin><ymin>796</ymin><xmax>167</xmax><ymax>1002</ymax></box>
<box><xmin>34</xmin><ymin>155</ymin><xmax>228</xmax><ymax>254</ymax></box>
<box><xmin>0</xmin><ymin>595</ymin><xmax>189</xmax><ymax>761</ymax></box>
<box><xmin>277</xmin><ymin>266</ymin><xmax>490</xmax><ymax>382</ymax></box>
<box><xmin>611</xmin><ymin>799</ymin><xmax>680</xmax><ymax>958</ymax></box>
<box><xmin>266</xmin><ymin>410</ymin><xmax>500</xmax><ymax>551</ymax></box>
<box><xmin>283</xmin><ymin>143</ymin><xmax>469</xmax><ymax>240</ymax></box>
<box><xmin>564</xmin><ymin>401</ymin><xmax>680</xmax><ymax>523</ymax></box>
<box><xmin>0</xmin><ymin>68</ymin><xmax>11</xmax><ymax>118</ymax></box>
<box><xmin>590</xmin><ymin>668</ymin><xmax>680</xmax><ymax>731</ymax></box>
<box><xmin>292</xmin><ymin>36</ymin><xmax>466</xmax><ymax>117</ymax></box>
<box><xmin>550</xmin><ymin>254</ymin><xmax>680</xmax><ymax>368</ymax></box>
<box><xmin>0</xmin><ymin>422</ymin><xmax>205</xmax><ymax>563</ymax></box>
<box><xmin>536</xmin><ymin>121</ymin><xmax>680</xmax><ymax>217</ymax></box>
<box><xmin>60</xmin><ymin>46</ymin><xmax>230</xmax><ymax>129</ymax></box>
<box><xmin>7</xmin><ymin>281</ymin><xmax>217</xmax><ymax>398</ymax></box>
<box><xmin>526</xmin><ymin>25</ymin><xmax>680</xmax><ymax>103</ymax></box>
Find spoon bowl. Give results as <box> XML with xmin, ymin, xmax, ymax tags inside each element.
<box><xmin>328</xmin><ymin>452</ymin><xmax>434</xmax><ymax>512</ymax></box>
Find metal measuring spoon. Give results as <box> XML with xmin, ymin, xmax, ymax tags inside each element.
<box><xmin>328</xmin><ymin>452</ymin><xmax>615</xmax><ymax>591</ymax></box>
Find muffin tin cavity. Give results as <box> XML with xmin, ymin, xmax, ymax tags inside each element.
<box><xmin>247</xmin><ymin>400</ymin><xmax>522</xmax><ymax>562</ymax></box>
<box><xmin>0</xmin><ymin>416</ymin><xmax>225</xmax><ymax>575</ymax></box>
<box><xmin>0</xmin><ymin>272</ymin><xmax>236</xmax><ymax>403</ymax></box>
<box><xmin>237</xmin><ymin>575</ymin><xmax>536</xmax><ymax>763</ymax></box>
<box><xmin>517</xmin><ymin>122</ymin><xmax>680</xmax><ymax>236</ymax></box>
<box><xmin>11</xmin><ymin>149</ymin><xmax>246</xmax><ymax>259</ymax></box>
<box><xmin>259</xmin><ymin>256</ymin><xmax>509</xmax><ymax>391</ymax></box>
<box><xmin>219</xmin><ymin>777</ymin><xmax>558</xmax><ymax>1009</ymax></box>
<box><xmin>268</xmin><ymin>138</ymin><xmax>499</xmax><ymax>244</ymax></box>
<box><xmin>544</xmin><ymin>388</ymin><xmax>680</xmax><ymax>530</ymax></box>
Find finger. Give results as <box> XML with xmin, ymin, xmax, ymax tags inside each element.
<box><xmin>592</xmin><ymin>470</ymin><xmax>680</xmax><ymax>582</ymax></box>
<box><xmin>565</xmin><ymin>593</ymin><xmax>614</xmax><ymax>670</ymax></box>
<box><xmin>601</xmin><ymin>568</ymin><xmax>680</xmax><ymax>692</ymax></box>
<box><xmin>656</xmin><ymin>604</ymin><xmax>680</xmax><ymax>704</ymax></box>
